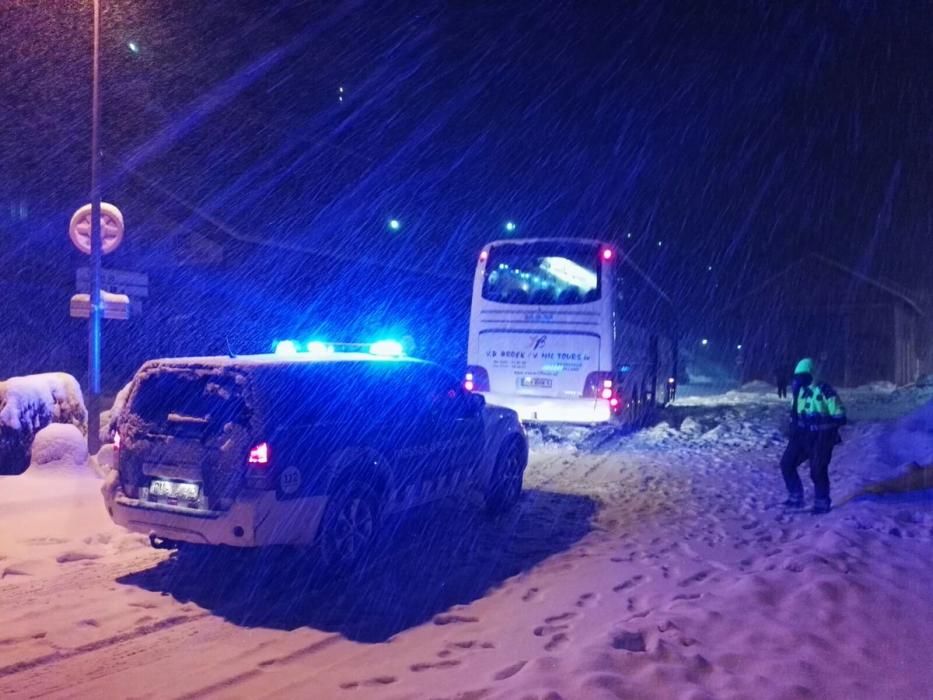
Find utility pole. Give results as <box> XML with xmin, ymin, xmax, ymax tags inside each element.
<box><xmin>88</xmin><ymin>0</ymin><xmax>102</xmax><ymax>454</ymax></box>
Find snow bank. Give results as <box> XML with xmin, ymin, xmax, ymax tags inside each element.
<box><xmin>876</xmin><ymin>399</ymin><xmax>933</xmax><ymax>469</ymax></box>
<box><xmin>31</xmin><ymin>423</ymin><xmax>88</xmax><ymax>467</ymax></box>
<box><xmin>738</xmin><ymin>379</ymin><xmax>774</xmax><ymax>393</ymax></box>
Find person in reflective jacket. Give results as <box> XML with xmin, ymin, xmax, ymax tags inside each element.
<box><xmin>779</xmin><ymin>357</ymin><xmax>846</xmax><ymax>514</ymax></box>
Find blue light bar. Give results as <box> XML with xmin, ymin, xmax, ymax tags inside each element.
<box><xmin>369</xmin><ymin>340</ymin><xmax>405</xmax><ymax>357</ymax></box>
<box><xmin>306</xmin><ymin>341</ymin><xmax>335</xmax><ymax>355</ymax></box>
<box><xmin>274</xmin><ymin>340</ymin><xmax>299</xmax><ymax>355</ymax></box>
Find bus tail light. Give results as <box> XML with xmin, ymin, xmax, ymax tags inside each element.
<box><xmin>583</xmin><ymin>372</ymin><xmax>615</xmax><ymax>398</ymax></box>
<box><xmin>464</xmin><ymin>365</ymin><xmax>490</xmax><ymax>392</ymax></box>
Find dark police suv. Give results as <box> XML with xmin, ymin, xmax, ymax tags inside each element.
<box><xmin>103</xmin><ymin>345</ymin><xmax>527</xmax><ymax>570</ymax></box>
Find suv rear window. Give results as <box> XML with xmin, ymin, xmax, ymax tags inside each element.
<box><xmin>130</xmin><ymin>368</ymin><xmax>246</xmax><ymax>430</ymax></box>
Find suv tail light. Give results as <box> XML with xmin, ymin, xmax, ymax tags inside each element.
<box><xmin>464</xmin><ymin>365</ymin><xmax>490</xmax><ymax>392</ymax></box>
<box><xmin>113</xmin><ymin>431</ymin><xmax>121</xmax><ymax>451</ymax></box>
<box><xmin>248</xmin><ymin>442</ymin><xmax>270</xmax><ymax>466</ymax></box>
<box><xmin>246</xmin><ymin>442</ymin><xmax>274</xmax><ymax>490</ymax></box>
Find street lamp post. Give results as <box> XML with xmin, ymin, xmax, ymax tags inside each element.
<box><xmin>88</xmin><ymin>0</ymin><xmax>103</xmax><ymax>453</ymax></box>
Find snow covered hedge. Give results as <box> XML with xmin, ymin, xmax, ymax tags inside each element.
<box><xmin>0</xmin><ymin>373</ymin><xmax>87</xmax><ymax>474</ymax></box>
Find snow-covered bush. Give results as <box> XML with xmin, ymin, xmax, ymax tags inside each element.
<box><xmin>31</xmin><ymin>423</ymin><xmax>89</xmax><ymax>467</ymax></box>
<box><xmin>0</xmin><ymin>373</ymin><xmax>87</xmax><ymax>474</ymax></box>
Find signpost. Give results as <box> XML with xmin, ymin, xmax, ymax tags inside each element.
<box><xmin>75</xmin><ymin>267</ymin><xmax>146</xmax><ymax>316</ymax></box>
<box><xmin>69</xmin><ymin>197</ymin><xmax>126</xmax><ymax>454</ymax></box>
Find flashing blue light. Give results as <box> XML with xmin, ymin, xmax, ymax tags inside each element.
<box><xmin>504</xmin><ymin>221</ymin><xmax>517</xmax><ymax>232</ymax></box>
<box><xmin>274</xmin><ymin>340</ymin><xmax>299</xmax><ymax>355</ymax></box>
<box><xmin>306</xmin><ymin>341</ymin><xmax>335</xmax><ymax>355</ymax></box>
<box><xmin>369</xmin><ymin>340</ymin><xmax>405</xmax><ymax>357</ymax></box>
<box><xmin>388</xmin><ymin>218</ymin><xmax>401</xmax><ymax>231</ymax></box>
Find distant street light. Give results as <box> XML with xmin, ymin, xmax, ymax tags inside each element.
<box><xmin>737</xmin><ymin>344</ymin><xmax>743</xmax><ymax>350</ymax></box>
<box><xmin>504</xmin><ymin>221</ymin><xmax>516</xmax><ymax>233</ymax></box>
<box><xmin>127</xmin><ymin>40</ymin><xmax>139</xmax><ymax>54</ymax></box>
<box><xmin>388</xmin><ymin>218</ymin><xmax>401</xmax><ymax>232</ymax></box>
<box><xmin>701</xmin><ymin>338</ymin><xmax>709</xmax><ymax>346</ymax></box>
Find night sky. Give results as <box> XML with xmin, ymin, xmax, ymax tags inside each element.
<box><xmin>1</xmin><ymin>0</ymin><xmax>931</xmax><ymax>332</ymax></box>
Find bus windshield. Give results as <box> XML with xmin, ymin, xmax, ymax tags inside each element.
<box><xmin>482</xmin><ymin>241</ymin><xmax>602</xmax><ymax>305</ymax></box>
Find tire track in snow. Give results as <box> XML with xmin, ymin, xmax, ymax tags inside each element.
<box><xmin>0</xmin><ymin>612</ymin><xmax>206</xmax><ymax>680</ymax></box>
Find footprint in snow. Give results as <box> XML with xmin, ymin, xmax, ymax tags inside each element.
<box><xmin>340</xmin><ymin>676</ymin><xmax>397</xmax><ymax>690</ymax></box>
<box><xmin>613</xmin><ymin>574</ymin><xmax>645</xmax><ymax>593</ymax></box>
<box><xmin>575</xmin><ymin>592</ymin><xmax>598</xmax><ymax>608</ymax></box>
<box><xmin>1</xmin><ymin>565</ymin><xmax>35</xmax><ymax>578</ymax></box>
<box><xmin>521</xmin><ymin>587</ymin><xmax>541</xmax><ymax>602</ymax></box>
<box><xmin>543</xmin><ymin>612</ymin><xmax>576</xmax><ymax>624</ymax></box>
<box><xmin>411</xmin><ymin>659</ymin><xmax>461</xmax><ymax>672</ymax></box>
<box><xmin>56</xmin><ymin>551</ymin><xmax>102</xmax><ymax>564</ymax></box>
<box><xmin>493</xmin><ymin>660</ymin><xmax>527</xmax><ymax>681</ymax></box>
<box><xmin>677</xmin><ymin>570</ymin><xmax>710</xmax><ymax>587</ymax></box>
<box><xmin>544</xmin><ymin>632</ymin><xmax>570</xmax><ymax>652</ymax></box>
<box><xmin>534</xmin><ymin>623</ymin><xmax>570</xmax><ymax>637</ymax></box>
<box><xmin>433</xmin><ymin>613</ymin><xmax>479</xmax><ymax>626</ymax></box>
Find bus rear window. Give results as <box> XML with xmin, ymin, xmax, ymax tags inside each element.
<box><xmin>482</xmin><ymin>242</ymin><xmax>602</xmax><ymax>305</ymax></box>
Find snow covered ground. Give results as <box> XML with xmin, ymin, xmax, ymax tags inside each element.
<box><xmin>1</xmin><ymin>384</ymin><xmax>931</xmax><ymax>699</ymax></box>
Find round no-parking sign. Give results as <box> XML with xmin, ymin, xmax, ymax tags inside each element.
<box><xmin>69</xmin><ymin>203</ymin><xmax>124</xmax><ymax>255</ymax></box>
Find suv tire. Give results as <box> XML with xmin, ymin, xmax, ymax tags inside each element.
<box><xmin>319</xmin><ymin>481</ymin><xmax>382</xmax><ymax>575</ymax></box>
<box><xmin>485</xmin><ymin>437</ymin><xmax>525</xmax><ymax>515</ymax></box>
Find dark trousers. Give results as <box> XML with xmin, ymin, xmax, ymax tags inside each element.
<box><xmin>780</xmin><ymin>429</ymin><xmax>835</xmax><ymax>502</ymax></box>
<box><xmin>777</xmin><ymin>384</ymin><xmax>788</xmax><ymax>398</ymax></box>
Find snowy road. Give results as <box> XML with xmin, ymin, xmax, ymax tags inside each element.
<box><xmin>1</xmin><ymin>386</ymin><xmax>932</xmax><ymax>699</ymax></box>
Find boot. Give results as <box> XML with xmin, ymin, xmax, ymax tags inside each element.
<box><xmin>812</xmin><ymin>498</ymin><xmax>831</xmax><ymax>515</ymax></box>
<box><xmin>782</xmin><ymin>493</ymin><xmax>804</xmax><ymax>509</ymax></box>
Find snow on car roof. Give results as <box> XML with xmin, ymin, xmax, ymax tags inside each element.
<box><xmin>138</xmin><ymin>353</ymin><xmax>428</xmax><ymax>371</ymax></box>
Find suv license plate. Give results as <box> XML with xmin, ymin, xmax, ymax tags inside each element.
<box><xmin>149</xmin><ymin>479</ymin><xmax>200</xmax><ymax>502</ymax></box>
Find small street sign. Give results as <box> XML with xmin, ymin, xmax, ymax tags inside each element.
<box><xmin>69</xmin><ymin>291</ymin><xmax>130</xmax><ymax>320</ymax></box>
<box><xmin>75</xmin><ymin>267</ymin><xmax>148</xmax><ymax>298</ymax></box>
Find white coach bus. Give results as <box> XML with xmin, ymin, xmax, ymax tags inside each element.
<box><xmin>465</xmin><ymin>238</ymin><xmax>677</xmax><ymax>424</ymax></box>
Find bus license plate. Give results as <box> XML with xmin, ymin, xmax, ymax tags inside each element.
<box><xmin>520</xmin><ymin>376</ymin><xmax>552</xmax><ymax>388</ymax></box>
<box><xmin>149</xmin><ymin>479</ymin><xmax>200</xmax><ymax>502</ymax></box>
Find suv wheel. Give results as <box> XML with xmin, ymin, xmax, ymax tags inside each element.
<box><xmin>319</xmin><ymin>482</ymin><xmax>381</xmax><ymax>574</ymax></box>
<box><xmin>485</xmin><ymin>438</ymin><xmax>525</xmax><ymax>515</ymax></box>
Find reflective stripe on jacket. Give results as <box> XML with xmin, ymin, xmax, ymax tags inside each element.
<box><xmin>793</xmin><ymin>382</ymin><xmax>846</xmax><ymax>430</ymax></box>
